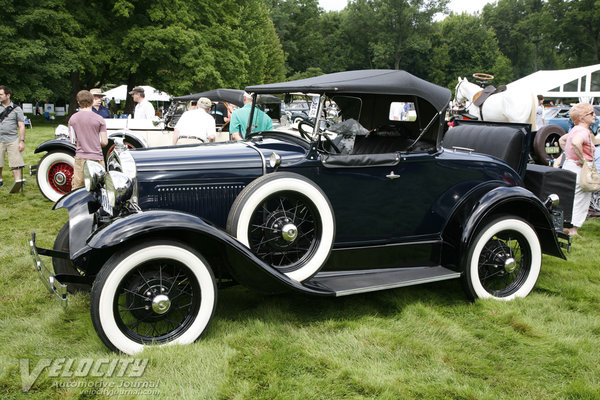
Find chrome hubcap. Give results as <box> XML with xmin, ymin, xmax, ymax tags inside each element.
<box><xmin>151</xmin><ymin>294</ymin><xmax>171</xmax><ymax>314</ymax></box>
<box><xmin>281</xmin><ymin>223</ymin><xmax>298</xmax><ymax>242</ymax></box>
<box><xmin>504</xmin><ymin>257</ymin><xmax>517</xmax><ymax>273</ymax></box>
<box><xmin>54</xmin><ymin>172</ymin><xmax>67</xmax><ymax>185</ymax></box>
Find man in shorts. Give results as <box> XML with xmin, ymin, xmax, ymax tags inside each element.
<box><xmin>69</xmin><ymin>90</ymin><xmax>108</xmax><ymax>189</ymax></box>
<box><xmin>0</xmin><ymin>85</ymin><xmax>26</xmax><ymax>190</ymax></box>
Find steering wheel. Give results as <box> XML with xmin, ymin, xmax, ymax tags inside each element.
<box><xmin>297</xmin><ymin>119</ymin><xmax>341</xmax><ymax>154</ymax></box>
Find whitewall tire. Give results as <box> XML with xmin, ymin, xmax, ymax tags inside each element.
<box><xmin>463</xmin><ymin>217</ymin><xmax>541</xmax><ymax>300</ymax></box>
<box><xmin>36</xmin><ymin>151</ymin><xmax>75</xmax><ymax>202</ymax></box>
<box><xmin>227</xmin><ymin>172</ymin><xmax>335</xmax><ymax>282</ymax></box>
<box><xmin>90</xmin><ymin>241</ymin><xmax>217</xmax><ymax>355</ymax></box>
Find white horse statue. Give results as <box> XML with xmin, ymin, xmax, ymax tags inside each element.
<box><xmin>454</xmin><ymin>77</ymin><xmax>537</xmax><ymax>127</ymax></box>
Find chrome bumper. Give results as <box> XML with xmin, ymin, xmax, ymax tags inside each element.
<box><xmin>29</xmin><ymin>232</ymin><xmax>68</xmax><ymax>307</ymax></box>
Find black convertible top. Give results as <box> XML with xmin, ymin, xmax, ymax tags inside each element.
<box><xmin>246</xmin><ymin>70</ymin><xmax>452</xmax><ymax>112</ymax></box>
<box><xmin>172</xmin><ymin>89</ymin><xmax>245</xmax><ymax>107</ymax></box>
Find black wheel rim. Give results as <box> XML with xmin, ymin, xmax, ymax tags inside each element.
<box><xmin>113</xmin><ymin>260</ymin><xmax>201</xmax><ymax>344</ymax></box>
<box><xmin>248</xmin><ymin>191</ymin><xmax>322</xmax><ymax>272</ymax></box>
<box><xmin>478</xmin><ymin>229</ymin><xmax>531</xmax><ymax>297</ymax></box>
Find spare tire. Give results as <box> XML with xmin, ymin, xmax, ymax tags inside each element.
<box><xmin>533</xmin><ymin>124</ymin><xmax>566</xmax><ymax>165</ymax></box>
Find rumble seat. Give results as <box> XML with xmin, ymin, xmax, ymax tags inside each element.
<box><xmin>442</xmin><ymin>122</ymin><xmax>528</xmax><ymax>175</ymax></box>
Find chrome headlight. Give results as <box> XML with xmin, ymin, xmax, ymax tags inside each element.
<box><xmin>83</xmin><ymin>161</ymin><xmax>106</xmax><ymax>192</ymax></box>
<box><xmin>105</xmin><ymin>171</ymin><xmax>133</xmax><ymax>208</ymax></box>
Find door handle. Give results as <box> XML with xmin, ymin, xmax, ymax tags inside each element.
<box><xmin>386</xmin><ymin>171</ymin><xmax>400</xmax><ymax>179</ymax></box>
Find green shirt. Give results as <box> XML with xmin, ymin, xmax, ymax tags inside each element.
<box><xmin>230</xmin><ymin>104</ymin><xmax>273</xmax><ymax>138</ymax></box>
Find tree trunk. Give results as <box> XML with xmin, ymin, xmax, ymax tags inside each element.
<box><xmin>124</xmin><ymin>74</ymin><xmax>137</xmax><ymax>116</ymax></box>
<box><xmin>68</xmin><ymin>71</ymin><xmax>81</xmax><ymax>118</ymax></box>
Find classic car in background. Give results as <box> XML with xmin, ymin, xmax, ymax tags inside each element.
<box><xmin>31</xmin><ymin>69</ymin><xmax>569</xmax><ymax>355</ymax></box>
<box><xmin>31</xmin><ymin>89</ymin><xmax>246</xmax><ymax>202</ymax></box>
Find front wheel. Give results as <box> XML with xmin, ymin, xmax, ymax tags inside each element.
<box><xmin>36</xmin><ymin>151</ymin><xmax>75</xmax><ymax>202</ymax></box>
<box><xmin>90</xmin><ymin>240</ymin><xmax>217</xmax><ymax>355</ymax></box>
<box><xmin>463</xmin><ymin>217</ymin><xmax>541</xmax><ymax>300</ymax></box>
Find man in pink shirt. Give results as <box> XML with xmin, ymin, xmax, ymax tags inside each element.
<box><xmin>68</xmin><ymin>90</ymin><xmax>108</xmax><ymax>189</ymax></box>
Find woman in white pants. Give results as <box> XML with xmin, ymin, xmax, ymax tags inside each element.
<box><xmin>559</xmin><ymin>103</ymin><xmax>600</xmax><ymax>236</ymax></box>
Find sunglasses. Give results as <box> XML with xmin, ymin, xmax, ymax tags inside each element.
<box><xmin>587</xmin><ymin>111</ymin><xmax>595</xmax><ymax>117</ymax></box>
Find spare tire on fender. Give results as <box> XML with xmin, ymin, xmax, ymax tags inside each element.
<box><xmin>533</xmin><ymin>124</ymin><xmax>566</xmax><ymax>165</ymax></box>
<box><xmin>226</xmin><ymin>172</ymin><xmax>335</xmax><ymax>282</ymax></box>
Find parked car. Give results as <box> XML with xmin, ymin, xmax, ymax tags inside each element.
<box><xmin>31</xmin><ymin>89</ymin><xmax>246</xmax><ymax>202</ymax></box>
<box><xmin>31</xmin><ymin>69</ymin><xmax>569</xmax><ymax>355</ymax></box>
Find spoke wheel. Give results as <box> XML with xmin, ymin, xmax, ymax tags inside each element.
<box><xmin>227</xmin><ymin>172</ymin><xmax>335</xmax><ymax>282</ymax></box>
<box><xmin>37</xmin><ymin>151</ymin><xmax>75</xmax><ymax>202</ymax></box>
<box><xmin>114</xmin><ymin>261</ymin><xmax>201</xmax><ymax>344</ymax></box>
<box><xmin>477</xmin><ymin>232</ymin><xmax>531</xmax><ymax>297</ymax></box>
<box><xmin>91</xmin><ymin>241</ymin><xmax>216</xmax><ymax>354</ymax></box>
<box><xmin>463</xmin><ymin>217</ymin><xmax>541</xmax><ymax>300</ymax></box>
<box><xmin>248</xmin><ymin>191</ymin><xmax>321</xmax><ymax>272</ymax></box>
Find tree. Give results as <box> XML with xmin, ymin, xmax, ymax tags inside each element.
<box><xmin>430</xmin><ymin>14</ymin><xmax>513</xmax><ymax>89</ymax></box>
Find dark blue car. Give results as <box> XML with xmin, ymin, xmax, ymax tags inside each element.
<box><xmin>31</xmin><ymin>70</ymin><xmax>568</xmax><ymax>354</ymax></box>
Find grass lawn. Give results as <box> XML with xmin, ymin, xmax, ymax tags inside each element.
<box><xmin>1</xmin><ymin>118</ymin><xmax>599</xmax><ymax>399</ymax></box>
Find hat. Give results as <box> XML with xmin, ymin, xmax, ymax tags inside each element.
<box><xmin>90</xmin><ymin>88</ymin><xmax>105</xmax><ymax>97</ymax></box>
<box><xmin>197</xmin><ymin>97</ymin><xmax>212</xmax><ymax>109</ymax></box>
<box><xmin>128</xmin><ymin>86</ymin><xmax>145</xmax><ymax>95</ymax></box>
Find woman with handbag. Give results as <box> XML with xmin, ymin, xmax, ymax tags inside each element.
<box><xmin>559</xmin><ymin>102</ymin><xmax>600</xmax><ymax>236</ymax></box>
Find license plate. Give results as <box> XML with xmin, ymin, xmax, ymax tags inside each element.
<box><xmin>546</xmin><ymin>146</ymin><xmax>560</xmax><ymax>154</ymax></box>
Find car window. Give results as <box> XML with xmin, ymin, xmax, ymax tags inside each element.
<box><xmin>389</xmin><ymin>102</ymin><xmax>417</xmax><ymax>122</ymax></box>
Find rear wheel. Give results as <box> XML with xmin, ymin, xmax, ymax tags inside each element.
<box><xmin>90</xmin><ymin>240</ymin><xmax>217</xmax><ymax>355</ymax></box>
<box><xmin>36</xmin><ymin>151</ymin><xmax>74</xmax><ymax>202</ymax></box>
<box><xmin>463</xmin><ymin>217</ymin><xmax>541</xmax><ymax>300</ymax></box>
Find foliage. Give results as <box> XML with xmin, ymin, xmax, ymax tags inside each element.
<box><xmin>1</xmin><ymin>121</ymin><xmax>600</xmax><ymax>398</ymax></box>
<box><xmin>429</xmin><ymin>14</ymin><xmax>514</xmax><ymax>88</ymax></box>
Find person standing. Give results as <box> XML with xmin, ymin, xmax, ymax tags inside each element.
<box><xmin>172</xmin><ymin>97</ymin><xmax>216</xmax><ymax>145</ymax></box>
<box><xmin>230</xmin><ymin>92</ymin><xmax>273</xmax><ymax>140</ymax></box>
<box><xmin>0</xmin><ymin>85</ymin><xmax>26</xmax><ymax>189</ymax></box>
<box><xmin>68</xmin><ymin>90</ymin><xmax>108</xmax><ymax>190</ymax></box>
<box><xmin>559</xmin><ymin>102</ymin><xmax>600</xmax><ymax>236</ymax></box>
<box><xmin>535</xmin><ymin>95</ymin><xmax>545</xmax><ymax>131</ymax></box>
<box><xmin>90</xmin><ymin>88</ymin><xmax>111</xmax><ymax>118</ymax></box>
<box><xmin>129</xmin><ymin>86</ymin><xmax>155</xmax><ymax>120</ymax></box>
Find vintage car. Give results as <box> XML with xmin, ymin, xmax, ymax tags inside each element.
<box><xmin>30</xmin><ymin>70</ymin><xmax>570</xmax><ymax>355</ymax></box>
<box><xmin>31</xmin><ymin>89</ymin><xmax>247</xmax><ymax>202</ymax></box>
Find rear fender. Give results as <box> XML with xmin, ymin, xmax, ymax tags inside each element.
<box><xmin>443</xmin><ymin>185</ymin><xmax>565</xmax><ymax>269</ymax></box>
<box><xmin>79</xmin><ymin>210</ymin><xmax>324</xmax><ymax>295</ymax></box>
<box><xmin>34</xmin><ymin>139</ymin><xmax>76</xmax><ymax>155</ymax></box>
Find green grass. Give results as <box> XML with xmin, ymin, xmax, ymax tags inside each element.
<box><xmin>1</xmin><ymin>119</ymin><xmax>600</xmax><ymax>399</ymax></box>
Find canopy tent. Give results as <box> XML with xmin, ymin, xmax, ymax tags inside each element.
<box><xmin>508</xmin><ymin>64</ymin><xmax>600</xmax><ymax>103</ymax></box>
<box><xmin>102</xmin><ymin>85</ymin><xmax>171</xmax><ymax>101</ymax></box>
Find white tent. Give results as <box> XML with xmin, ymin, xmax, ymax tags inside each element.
<box><xmin>102</xmin><ymin>85</ymin><xmax>171</xmax><ymax>101</ymax></box>
<box><xmin>508</xmin><ymin>64</ymin><xmax>600</xmax><ymax>103</ymax></box>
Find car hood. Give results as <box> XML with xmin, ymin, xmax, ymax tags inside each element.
<box><xmin>128</xmin><ymin>138</ymin><xmax>308</xmax><ymax>173</ymax></box>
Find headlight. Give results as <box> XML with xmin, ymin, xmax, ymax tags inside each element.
<box><xmin>105</xmin><ymin>171</ymin><xmax>133</xmax><ymax>208</ymax></box>
<box><xmin>83</xmin><ymin>161</ymin><xmax>106</xmax><ymax>192</ymax></box>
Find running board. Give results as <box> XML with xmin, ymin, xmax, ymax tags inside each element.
<box><xmin>303</xmin><ymin>266</ymin><xmax>461</xmax><ymax>297</ymax></box>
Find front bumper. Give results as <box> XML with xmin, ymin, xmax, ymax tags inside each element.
<box><xmin>29</xmin><ymin>232</ymin><xmax>68</xmax><ymax>307</ymax></box>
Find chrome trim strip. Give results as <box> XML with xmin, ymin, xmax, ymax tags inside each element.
<box><xmin>243</xmin><ymin>141</ymin><xmax>267</xmax><ymax>175</ymax></box>
<box><xmin>29</xmin><ymin>233</ymin><xmax>68</xmax><ymax>307</ymax></box>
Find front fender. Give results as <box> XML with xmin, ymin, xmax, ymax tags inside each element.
<box><xmin>108</xmin><ymin>131</ymin><xmax>147</xmax><ymax>148</ymax></box>
<box><xmin>34</xmin><ymin>139</ymin><xmax>76</xmax><ymax>155</ymax></box>
<box><xmin>79</xmin><ymin>210</ymin><xmax>328</xmax><ymax>295</ymax></box>
<box><xmin>459</xmin><ymin>185</ymin><xmax>565</xmax><ymax>260</ymax></box>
